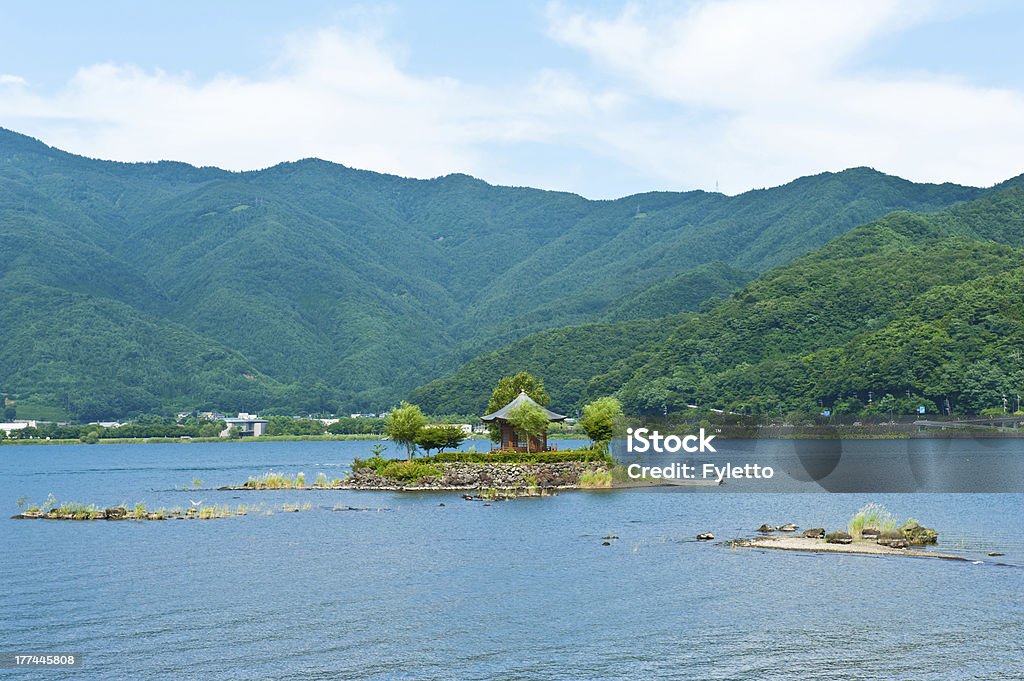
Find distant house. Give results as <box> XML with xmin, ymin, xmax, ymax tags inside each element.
<box><xmin>221</xmin><ymin>413</ymin><xmax>268</xmax><ymax>437</ymax></box>
<box><xmin>481</xmin><ymin>391</ymin><xmax>567</xmax><ymax>452</ymax></box>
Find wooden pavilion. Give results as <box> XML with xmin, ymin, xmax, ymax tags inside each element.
<box><xmin>481</xmin><ymin>391</ymin><xmax>567</xmax><ymax>452</ymax></box>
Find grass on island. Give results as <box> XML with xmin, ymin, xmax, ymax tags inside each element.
<box><xmin>15</xmin><ymin>495</ymin><xmax>317</xmax><ymax>521</ymax></box>
<box><xmin>847</xmin><ymin>502</ymin><xmax>899</xmax><ymax>539</ymax></box>
<box><xmin>578</xmin><ymin>469</ymin><xmax>613</xmax><ymax>488</ymax></box>
<box><xmin>242</xmin><ymin>470</ymin><xmax>344</xmax><ymax>489</ymax></box>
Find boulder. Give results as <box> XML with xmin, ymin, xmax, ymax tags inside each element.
<box><xmin>988</xmin><ymin>552</ymin><xmax>1005</xmax><ymax>557</ymax></box>
<box><xmin>861</xmin><ymin>528</ymin><xmax>881</xmax><ymax>539</ymax></box>
<box><xmin>757</xmin><ymin>524</ymin><xmax>775</xmax><ymax>533</ymax></box>
<box><xmin>802</xmin><ymin>528</ymin><xmax>825</xmax><ymax>539</ymax></box>
<box><xmin>696</xmin><ymin>532</ymin><xmax>714</xmax><ymax>541</ymax></box>
<box><xmin>877</xmin><ymin>530</ymin><xmax>908</xmax><ymax>548</ymax></box>
<box><xmin>104</xmin><ymin>507</ymin><xmax>128</xmax><ymax>520</ymax></box>
<box><xmin>901</xmin><ymin>522</ymin><xmax>938</xmax><ymax>545</ymax></box>
<box><xmin>778</xmin><ymin>523</ymin><xmax>798</xmax><ymax>532</ymax></box>
<box><xmin>825</xmin><ymin>531</ymin><xmax>853</xmax><ymax>544</ymax></box>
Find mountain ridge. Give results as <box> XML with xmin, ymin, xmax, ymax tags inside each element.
<box><xmin>0</xmin><ymin>127</ymin><xmax>1014</xmax><ymax>419</ymax></box>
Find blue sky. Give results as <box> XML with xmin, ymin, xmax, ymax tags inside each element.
<box><xmin>2</xmin><ymin>1</ymin><xmax>1023</xmax><ymax>198</ymax></box>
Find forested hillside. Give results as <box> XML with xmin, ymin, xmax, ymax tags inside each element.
<box><xmin>0</xmin><ymin>127</ymin><xmax>1004</xmax><ymax>419</ymax></box>
<box><xmin>421</xmin><ymin>188</ymin><xmax>1024</xmax><ymax>417</ymax></box>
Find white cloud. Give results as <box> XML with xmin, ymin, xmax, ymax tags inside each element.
<box><xmin>1</xmin><ymin>4</ymin><xmax>1023</xmax><ymax>197</ymax></box>
<box><xmin>0</xmin><ymin>28</ymin><xmax>491</xmax><ymax>178</ymax></box>
<box><xmin>545</xmin><ymin>0</ymin><xmax>1024</xmax><ymax>193</ymax></box>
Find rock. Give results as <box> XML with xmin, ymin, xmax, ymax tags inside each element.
<box><xmin>104</xmin><ymin>507</ymin><xmax>128</xmax><ymax>520</ymax></box>
<box><xmin>438</xmin><ymin>503</ymin><xmax>445</xmax><ymax>507</ymax></box>
<box><xmin>901</xmin><ymin>522</ymin><xmax>939</xmax><ymax>545</ymax></box>
<box><xmin>877</xmin><ymin>532</ymin><xmax>909</xmax><ymax>548</ymax></box>
<box><xmin>602</xmin><ymin>535</ymin><xmax>619</xmax><ymax>540</ymax></box>
<box><xmin>778</xmin><ymin>523</ymin><xmax>798</xmax><ymax>532</ymax></box>
<box><xmin>696</xmin><ymin>532</ymin><xmax>714</xmax><ymax>541</ymax></box>
<box><xmin>145</xmin><ymin>513</ymin><xmax>164</xmax><ymax>520</ymax></box>
<box><xmin>861</xmin><ymin>528</ymin><xmax>881</xmax><ymax>539</ymax></box>
<box><xmin>825</xmin><ymin>531</ymin><xmax>853</xmax><ymax>544</ymax></box>
<box><xmin>601</xmin><ymin>541</ymin><xmax>611</xmax><ymax>546</ymax></box>
<box><xmin>757</xmin><ymin>524</ymin><xmax>775</xmax><ymax>533</ymax></box>
<box><xmin>988</xmin><ymin>552</ymin><xmax>1005</xmax><ymax>557</ymax></box>
<box><xmin>802</xmin><ymin>528</ymin><xmax>825</xmax><ymax>539</ymax></box>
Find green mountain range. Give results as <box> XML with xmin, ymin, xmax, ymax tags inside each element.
<box><xmin>418</xmin><ymin>187</ymin><xmax>1024</xmax><ymax>417</ymax></box>
<box><xmin>0</xmin><ymin>127</ymin><xmax>1013</xmax><ymax>419</ymax></box>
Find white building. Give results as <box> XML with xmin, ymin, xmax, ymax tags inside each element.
<box><xmin>0</xmin><ymin>420</ymin><xmax>38</xmax><ymax>434</ymax></box>
<box><xmin>220</xmin><ymin>413</ymin><xmax>268</xmax><ymax>437</ymax></box>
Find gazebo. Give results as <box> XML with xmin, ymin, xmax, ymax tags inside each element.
<box><xmin>481</xmin><ymin>391</ymin><xmax>567</xmax><ymax>452</ymax></box>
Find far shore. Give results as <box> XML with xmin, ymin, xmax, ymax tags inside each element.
<box><xmin>5</xmin><ymin>429</ymin><xmax>1024</xmax><ymax>447</ymax></box>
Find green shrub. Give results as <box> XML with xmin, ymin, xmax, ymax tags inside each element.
<box><xmin>425</xmin><ymin>449</ymin><xmax>612</xmax><ymax>465</ymax></box>
<box><xmin>350</xmin><ymin>455</ymin><xmax>389</xmax><ymax>473</ymax></box>
<box><xmin>378</xmin><ymin>460</ymin><xmax>442</xmax><ymax>482</ymax></box>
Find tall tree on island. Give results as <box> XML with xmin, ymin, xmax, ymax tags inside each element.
<box><xmin>485</xmin><ymin>372</ymin><xmax>550</xmax><ymax>442</ymax></box>
<box><xmin>384</xmin><ymin>401</ymin><xmax>428</xmax><ymax>461</ymax></box>
<box><xmin>415</xmin><ymin>424</ymin><xmax>468</xmax><ymax>457</ymax></box>
<box><xmin>579</xmin><ymin>397</ymin><xmax>623</xmax><ymax>454</ymax></box>
<box><xmin>504</xmin><ymin>400</ymin><xmax>549</xmax><ymax>454</ymax></box>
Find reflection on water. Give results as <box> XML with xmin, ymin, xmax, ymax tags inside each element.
<box><xmin>1</xmin><ymin>440</ymin><xmax>1021</xmax><ymax>680</ymax></box>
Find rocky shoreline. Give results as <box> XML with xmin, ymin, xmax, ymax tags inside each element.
<box><xmin>220</xmin><ymin>461</ymin><xmax>614</xmax><ymax>492</ymax></box>
<box><xmin>732</xmin><ymin>535</ymin><xmax>965</xmax><ymax>561</ymax></box>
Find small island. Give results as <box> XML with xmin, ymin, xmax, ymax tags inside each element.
<box><xmin>728</xmin><ymin>504</ymin><xmax>963</xmax><ymax>561</ymax></box>
<box><xmin>221</xmin><ymin>381</ymin><xmax>638</xmax><ymax>495</ymax></box>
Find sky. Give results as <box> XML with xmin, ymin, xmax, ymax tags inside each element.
<box><xmin>1</xmin><ymin>0</ymin><xmax>1023</xmax><ymax>198</ymax></box>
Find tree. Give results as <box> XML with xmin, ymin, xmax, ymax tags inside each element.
<box><xmin>3</xmin><ymin>405</ymin><xmax>14</xmax><ymax>421</ymax></box>
<box><xmin>385</xmin><ymin>402</ymin><xmax>428</xmax><ymax>460</ymax></box>
<box><xmin>579</xmin><ymin>397</ymin><xmax>623</xmax><ymax>453</ymax></box>
<box><xmin>436</xmin><ymin>424</ymin><xmax>468</xmax><ymax>452</ymax></box>
<box><xmin>414</xmin><ymin>426</ymin><xmax>446</xmax><ymax>457</ymax></box>
<box><xmin>485</xmin><ymin>372</ymin><xmax>549</xmax><ymax>442</ymax></box>
<box><xmin>416</xmin><ymin>424</ymin><xmax>469</xmax><ymax>456</ymax></box>
<box><xmin>505</xmin><ymin>401</ymin><xmax>549</xmax><ymax>453</ymax></box>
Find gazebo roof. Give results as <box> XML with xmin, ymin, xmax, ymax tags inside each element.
<box><xmin>481</xmin><ymin>391</ymin><xmax>567</xmax><ymax>423</ymax></box>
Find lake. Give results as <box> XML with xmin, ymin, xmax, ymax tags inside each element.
<box><xmin>1</xmin><ymin>439</ymin><xmax>1021</xmax><ymax>680</ymax></box>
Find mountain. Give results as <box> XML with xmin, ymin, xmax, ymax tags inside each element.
<box><xmin>0</xmin><ymin>128</ymin><xmax>1001</xmax><ymax>419</ymax></box>
<box><xmin>420</xmin><ymin>187</ymin><xmax>1024</xmax><ymax>417</ymax></box>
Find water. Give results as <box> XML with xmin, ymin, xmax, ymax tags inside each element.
<box><xmin>1</xmin><ymin>439</ymin><xmax>1022</xmax><ymax>680</ymax></box>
